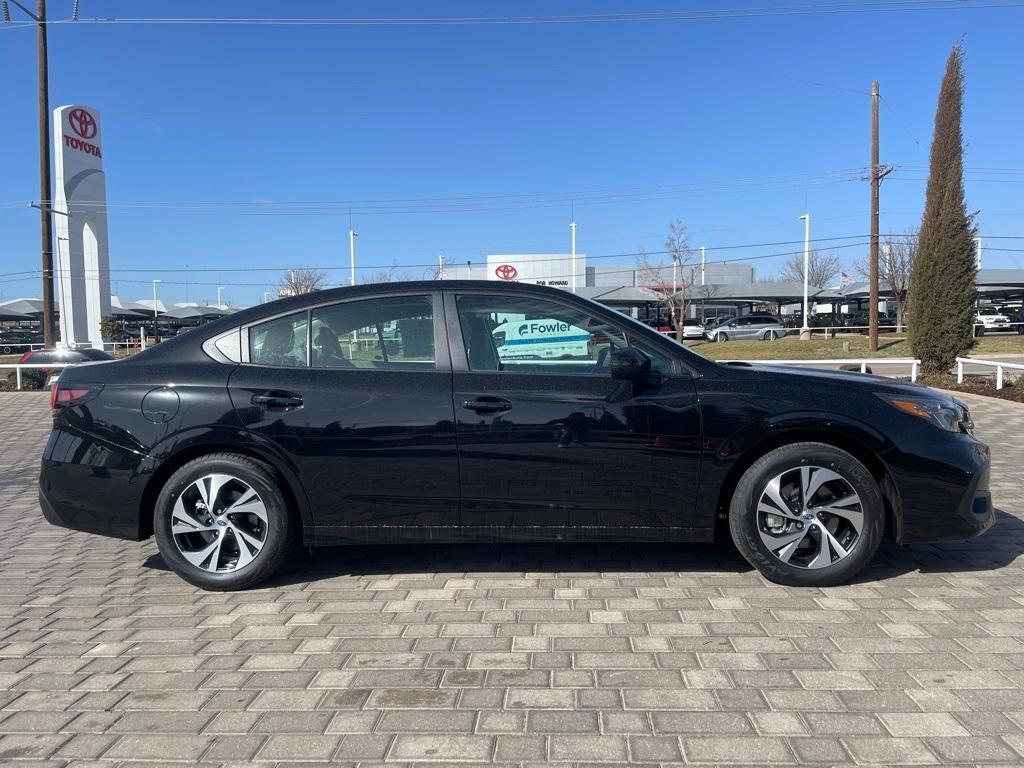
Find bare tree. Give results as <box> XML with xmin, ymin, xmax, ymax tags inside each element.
<box><xmin>278</xmin><ymin>267</ymin><xmax>327</xmax><ymax>297</ymax></box>
<box><xmin>856</xmin><ymin>230</ymin><xmax>917</xmax><ymax>330</ymax></box>
<box><xmin>778</xmin><ymin>249</ymin><xmax>841</xmax><ymax>289</ymax></box>
<box><xmin>361</xmin><ymin>263</ymin><xmax>413</xmax><ymax>284</ymax></box>
<box><xmin>636</xmin><ymin>221</ymin><xmax>696</xmax><ymax>342</ymax></box>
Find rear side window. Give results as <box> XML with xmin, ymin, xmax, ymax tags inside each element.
<box><xmin>248</xmin><ymin>312</ymin><xmax>308</xmax><ymax>367</ymax></box>
<box><xmin>311</xmin><ymin>295</ymin><xmax>434</xmax><ymax>370</ymax></box>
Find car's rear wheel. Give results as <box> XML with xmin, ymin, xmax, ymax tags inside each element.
<box><xmin>716</xmin><ymin>332</ymin><xmax>729</xmax><ymax>342</ymax></box>
<box><xmin>764</xmin><ymin>330</ymin><xmax>779</xmax><ymax>341</ymax></box>
<box><xmin>728</xmin><ymin>443</ymin><xmax>883</xmax><ymax>587</ymax></box>
<box><xmin>153</xmin><ymin>453</ymin><xmax>295</xmax><ymax>590</ymax></box>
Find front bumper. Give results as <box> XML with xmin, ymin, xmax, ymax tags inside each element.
<box><xmin>888</xmin><ymin>433</ymin><xmax>994</xmax><ymax>544</ymax></box>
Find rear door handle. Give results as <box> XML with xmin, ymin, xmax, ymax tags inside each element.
<box><xmin>251</xmin><ymin>391</ymin><xmax>304</xmax><ymax>410</ymax></box>
<box><xmin>462</xmin><ymin>396</ymin><xmax>512</xmax><ymax>415</ymax></box>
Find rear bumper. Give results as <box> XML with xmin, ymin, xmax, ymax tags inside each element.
<box><xmin>39</xmin><ymin>427</ymin><xmax>147</xmax><ymax>541</ymax></box>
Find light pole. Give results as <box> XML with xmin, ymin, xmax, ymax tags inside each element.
<box><xmin>55</xmin><ymin>235</ymin><xmax>68</xmax><ymax>347</ymax></box>
<box><xmin>152</xmin><ymin>279</ymin><xmax>161</xmax><ymax>344</ymax></box>
<box><xmin>699</xmin><ymin>246</ymin><xmax>706</xmax><ymax>286</ymax></box>
<box><xmin>570</xmin><ymin>220</ymin><xmax>577</xmax><ymax>293</ymax></box>
<box><xmin>263</xmin><ymin>291</ymin><xmax>272</xmax><ymax>303</ymax></box>
<box><xmin>799</xmin><ymin>214</ymin><xmax>811</xmax><ymax>340</ymax></box>
<box><xmin>217</xmin><ymin>286</ymin><xmax>224</xmax><ymax>306</ymax></box>
<box><xmin>349</xmin><ymin>229</ymin><xmax>358</xmax><ymax>286</ymax></box>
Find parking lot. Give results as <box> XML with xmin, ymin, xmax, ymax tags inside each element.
<box><xmin>2</xmin><ymin>390</ymin><xmax>1024</xmax><ymax>766</ymax></box>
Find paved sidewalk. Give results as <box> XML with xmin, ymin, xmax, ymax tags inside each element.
<box><xmin>1</xmin><ymin>390</ymin><xmax>1023</xmax><ymax>766</ymax></box>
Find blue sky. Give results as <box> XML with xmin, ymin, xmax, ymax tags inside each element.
<box><xmin>1</xmin><ymin>1</ymin><xmax>1022</xmax><ymax>307</ymax></box>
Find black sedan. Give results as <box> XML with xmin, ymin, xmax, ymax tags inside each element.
<box><xmin>40</xmin><ymin>281</ymin><xmax>993</xmax><ymax>590</ymax></box>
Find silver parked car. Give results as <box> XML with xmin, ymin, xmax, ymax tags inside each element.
<box><xmin>708</xmin><ymin>314</ymin><xmax>787</xmax><ymax>342</ymax></box>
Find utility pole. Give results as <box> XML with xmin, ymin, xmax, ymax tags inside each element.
<box><xmin>867</xmin><ymin>81</ymin><xmax>893</xmax><ymax>352</ymax></box>
<box><xmin>7</xmin><ymin>0</ymin><xmax>59</xmax><ymax>346</ymax></box>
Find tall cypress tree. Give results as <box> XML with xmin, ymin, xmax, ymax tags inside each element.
<box><xmin>908</xmin><ymin>43</ymin><xmax>977</xmax><ymax>374</ymax></box>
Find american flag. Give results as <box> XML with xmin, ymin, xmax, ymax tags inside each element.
<box><xmin>840</xmin><ymin>272</ymin><xmax>856</xmax><ymax>287</ymax></box>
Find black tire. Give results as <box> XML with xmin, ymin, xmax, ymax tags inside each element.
<box><xmin>974</xmin><ymin>324</ymin><xmax>985</xmax><ymax>337</ymax></box>
<box><xmin>764</xmin><ymin>330</ymin><xmax>779</xmax><ymax>341</ymax></box>
<box><xmin>153</xmin><ymin>453</ymin><xmax>295</xmax><ymax>590</ymax></box>
<box><xmin>716</xmin><ymin>332</ymin><xmax>729</xmax><ymax>343</ymax></box>
<box><xmin>728</xmin><ymin>442</ymin><xmax>883</xmax><ymax>587</ymax></box>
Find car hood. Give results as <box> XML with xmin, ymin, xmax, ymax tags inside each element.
<box><xmin>719</xmin><ymin>361</ymin><xmax>952</xmax><ymax>401</ymax></box>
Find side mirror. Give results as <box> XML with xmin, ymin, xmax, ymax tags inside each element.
<box><xmin>609</xmin><ymin>347</ymin><xmax>651</xmax><ymax>381</ymax></box>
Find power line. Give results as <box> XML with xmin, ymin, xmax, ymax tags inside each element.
<box><xmin>7</xmin><ymin>1</ymin><xmax>1023</xmax><ymax>28</ymax></box>
<box><xmin>0</xmin><ymin>240</ymin><xmax>875</xmax><ymax>287</ymax></box>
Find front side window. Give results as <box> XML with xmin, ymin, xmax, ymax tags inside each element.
<box><xmin>456</xmin><ymin>294</ymin><xmax>628</xmax><ymax>374</ymax></box>
<box><xmin>249</xmin><ymin>312</ymin><xmax>308</xmax><ymax>367</ymax></box>
<box><xmin>311</xmin><ymin>295</ymin><xmax>434</xmax><ymax>370</ymax></box>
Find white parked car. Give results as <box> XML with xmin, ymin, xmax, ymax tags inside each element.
<box><xmin>681</xmin><ymin>320</ymin><xmax>706</xmax><ymax>340</ymax></box>
<box><xmin>975</xmin><ymin>307</ymin><xmax>1011</xmax><ymax>332</ymax></box>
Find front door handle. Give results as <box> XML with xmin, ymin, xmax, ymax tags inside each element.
<box><xmin>251</xmin><ymin>390</ymin><xmax>304</xmax><ymax>410</ymax></box>
<box><xmin>463</xmin><ymin>396</ymin><xmax>512</xmax><ymax>415</ymax></box>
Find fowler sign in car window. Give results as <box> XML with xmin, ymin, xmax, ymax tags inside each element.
<box><xmin>456</xmin><ymin>294</ymin><xmax>625</xmax><ymax>372</ymax></box>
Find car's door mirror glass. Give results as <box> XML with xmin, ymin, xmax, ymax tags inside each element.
<box><xmin>609</xmin><ymin>347</ymin><xmax>651</xmax><ymax>380</ymax></box>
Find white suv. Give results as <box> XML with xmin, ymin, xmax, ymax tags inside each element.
<box><xmin>975</xmin><ymin>307</ymin><xmax>1011</xmax><ymax>333</ymax></box>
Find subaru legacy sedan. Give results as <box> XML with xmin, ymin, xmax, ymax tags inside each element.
<box><xmin>40</xmin><ymin>281</ymin><xmax>992</xmax><ymax>590</ymax></box>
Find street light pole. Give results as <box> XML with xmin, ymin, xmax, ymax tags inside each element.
<box><xmin>349</xmin><ymin>229</ymin><xmax>358</xmax><ymax>286</ymax></box>
<box><xmin>799</xmin><ymin>214</ymin><xmax>811</xmax><ymax>340</ymax></box>
<box><xmin>570</xmin><ymin>220</ymin><xmax>577</xmax><ymax>293</ymax></box>
<box><xmin>152</xmin><ymin>279</ymin><xmax>161</xmax><ymax>344</ymax></box>
<box><xmin>700</xmin><ymin>246</ymin><xmax>706</xmax><ymax>286</ymax></box>
<box><xmin>217</xmin><ymin>286</ymin><xmax>224</xmax><ymax>306</ymax></box>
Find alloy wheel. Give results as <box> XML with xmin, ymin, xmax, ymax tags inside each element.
<box><xmin>755</xmin><ymin>465</ymin><xmax>863</xmax><ymax>569</ymax></box>
<box><xmin>170</xmin><ymin>473</ymin><xmax>269</xmax><ymax>573</ymax></box>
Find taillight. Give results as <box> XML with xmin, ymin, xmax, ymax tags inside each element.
<box><xmin>51</xmin><ymin>383</ymin><xmax>96</xmax><ymax>410</ymax></box>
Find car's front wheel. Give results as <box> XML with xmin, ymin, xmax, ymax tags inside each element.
<box><xmin>153</xmin><ymin>453</ymin><xmax>295</xmax><ymax>590</ymax></box>
<box><xmin>728</xmin><ymin>443</ymin><xmax>883</xmax><ymax>587</ymax></box>
<box><xmin>764</xmin><ymin>330</ymin><xmax>780</xmax><ymax>341</ymax></box>
<box><xmin>715</xmin><ymin>332</ymin><xmax>729</xmax><ymax>342</ymax></box>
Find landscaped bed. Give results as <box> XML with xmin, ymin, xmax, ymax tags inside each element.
<box><xmin>918</xmin><ymin>372</ymin><xmax>1024</xmax><ymax>404</ymax></box>
<box><xmin>687</xmin><ymin>333</ymin><xmax>1024</xmax><ymax>361</ymax></box>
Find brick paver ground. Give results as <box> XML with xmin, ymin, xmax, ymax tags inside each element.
<box><xmin>1</xmin><ymin>389</ymin><xmax>1023</xmax><ymax>767</ymax></box>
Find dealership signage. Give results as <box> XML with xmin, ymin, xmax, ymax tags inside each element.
<box><xmin>486</xmin><ymin>253</ymin><xmax>586</xmax><ymax>290</ymax></box>
<box><xmin>53</xmin><ymin>105</ymin><xmax>112</xmax><ymax>349</ymax></box>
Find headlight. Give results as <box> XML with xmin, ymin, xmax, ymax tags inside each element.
<box><xmin>878</xmin><ymin>394</ymin><xmax>972</xmax><ymax>434</ymax></box>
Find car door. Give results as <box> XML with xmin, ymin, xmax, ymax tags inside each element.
<box><xmin>227</xmin><ymin>292</ymin><xmax>460</xmax><ymax>536</ymax></box>
<box><xmin>445</xmin><ymin>290</ymin><xmax>702</xmax><ymax>532</ymax></box>
<box><xmin>730</xmin><ymin>317</ymin><xmax>753</xmax><ymax>339</ymax></box>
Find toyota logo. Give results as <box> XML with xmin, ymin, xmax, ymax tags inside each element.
<box><xmin>68</xmin><ymin>109</ymin><xmax>97</xmax><ymax>139</ymax></box>
<box><xmin>495</xmin><ymin>264</ymin><xmax>518</xmax><ymax>280</ymax></box>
